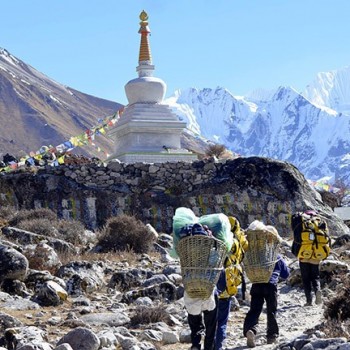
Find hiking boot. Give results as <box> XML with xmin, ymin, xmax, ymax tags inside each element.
<box><xmin>190</xmin><ymin>346</ymin><xmax>200</xmax><ymax>350</ymax></box>
<box><xmin>267</xmin><ymin>336</ymin><xmax>278</xmax><ymax>344</ymax></box>
<box><xmin>246</xmin><ymin>330</ymin><xmax>256</xmax><ymax>348</ymax></box>
<box><xmin>315</xmin><ymin>290</ymin><xmax>322</xmax><ymax>305</ymax></box>
<box><xmin>304</xmin><ymin>301</ymin><xmax>312</xmax><ymax>306</ymax></box>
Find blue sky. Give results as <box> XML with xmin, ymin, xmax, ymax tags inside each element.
<box><xmin>1</xmin><ymin>0</ymin><xmax>349</xmax><ymax>105</ymax></box>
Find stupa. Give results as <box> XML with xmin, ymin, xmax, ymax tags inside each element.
<box><xmin>108</xmin><ymin>11</ymin><xmax>197</xmax><ymax>163</ymax></box>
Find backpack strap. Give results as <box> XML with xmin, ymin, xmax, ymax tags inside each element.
<box><xmin>241</xmin><ymin>271</ymin><xmax>246</xmax><ymax>300</ymax></box>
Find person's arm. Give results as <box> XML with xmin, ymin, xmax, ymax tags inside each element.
<box><xmin>216</xmin><ymin>269</ymin><xmax>226</xmax><ymax>294</ymax></box>
<box><xmin>278</xmin><ymin>258</ymin><xmax>290</xmax><ymax>280</ymax></box>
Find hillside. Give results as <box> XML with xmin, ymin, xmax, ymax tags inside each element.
<box><xmin>0</xmin><ymin>48</ymin><xmax>123</xmax><ymax>158</ymax></box>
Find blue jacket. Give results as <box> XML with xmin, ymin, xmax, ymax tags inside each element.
<box><xmin>269</xmin><ymin>255</ymin><xmax>290</xmax><ymax>285</ymax></box>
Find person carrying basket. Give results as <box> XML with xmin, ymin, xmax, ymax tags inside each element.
<box><xmin>242</xmin><ymin>221</ymin><xmax>290</xmax><ymax>348</ymax></box>
<box><xmin>172</xmin><ymin>208</ymin><xmax>233</xmax><ymax>350</ymax></box>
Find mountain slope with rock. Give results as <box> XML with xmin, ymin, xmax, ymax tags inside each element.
<box><xmin>0</xmin><ymin>48</ymin><xmax>123</xmax><ymax>158</ymax></box>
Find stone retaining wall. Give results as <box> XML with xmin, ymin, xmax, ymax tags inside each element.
<box><xmin>0</xmin><ymin>157</ymin><xmax>348</xmax><ymax>236</ymax></box>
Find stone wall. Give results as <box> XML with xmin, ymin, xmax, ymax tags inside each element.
<box><xmin>0</xmin><ymin>156</ymin><xmax>348</xmax><ymax>237</ymax></box>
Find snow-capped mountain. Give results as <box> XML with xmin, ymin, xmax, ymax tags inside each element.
<box><xmin>166</xmin><ymin>67</ymin><xmax>350</xmax><ymax>185</ymax></box>
<box><xmin>303</xmin><ymin>66</ymin><xmax>350</xmax><ymax>115</ymax></box>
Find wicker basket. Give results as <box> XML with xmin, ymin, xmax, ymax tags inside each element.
<box><xmin>243</xmin><ymin>229</ymin><xmax>281</xmax><ymax>283</ymax></box>
<box><xmin>176</xmin><ymin>235</ymin><xmax>227</xmax><ymax>299</ymax></box>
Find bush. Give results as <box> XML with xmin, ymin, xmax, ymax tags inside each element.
<box><xmin>16</xmin><ymin>218</ymin><xmax>59</xmax><ymax>238</ymax></box>
<box><xmin>0</xmin><ymin>206</ymin><xmax>16</xmax><ymax>221</ymax></box>
<box><xmin>322</xmin><ymin>319</ymin><xmax>350</xmax><ymax>340</ymax></box>
<box><xmin>56</xmin><ymin>219</ymin><xmax>86</xmax><ymax>245</ymax></box>
<box><xmin>129</xmin><ymin>304</ymin><xmax>172</xmax><ymax>326</ymax></box>
<box><xmin>9</xmin><ymin>208</ymin><xmax>57</xmax><ymax>226</ymax></box>
<box><xmin>324</xmin><ymin>274</ymin><xmax>350</xmax><ymax>321</ymax></box>
<box><xmin>205</xmin><ymin>143</ymin><xmax>227</xmax><ymax>158</ymax></box>
<box><xmin>97</xmin><ymin>214</ymin><xmax>155</xmax><ymax>253</ymax></box>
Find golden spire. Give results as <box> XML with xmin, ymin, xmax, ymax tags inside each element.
<box><xmin>138</xmin><ymin>10</ymin><xmax>152</xmax><ymax>63</ymax></box>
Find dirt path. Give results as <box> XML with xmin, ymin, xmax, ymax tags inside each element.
<box><xmin>163</xmin><ymin>282</ymin><xmax>324</xmax><ymax>349</ymax></box>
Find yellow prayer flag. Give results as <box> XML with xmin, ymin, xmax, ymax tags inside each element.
<box><xmin>58</xmin><ymin>155</ymin><xmax>65</xmax><ymax>164</ymax></box>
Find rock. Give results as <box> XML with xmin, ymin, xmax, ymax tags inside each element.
<box><xmin>55</xmin><ymin>344</ymin><xmax>73</xmax><ymax>350</ymax></box>
<box><xmin>146</xmin><ymin>224</ymin><xmax>159</xmax><ymax>240</ymax></box>
<box><xmin>79</xmin><ymin>312</ymin><xmax>130</xmax><ymax>327</ymax></box>
<box><xmin>35</xmin><ymin>280</ymin><xmax>68</xmax><ymax>306</ymax></box>
<box><xmin>320</xmin><ymin>259</ymin><xmax>349</xmax><ymax>273</ymax></box>
<box><xmin>0</xmin><ymin>244</ymin><xmax>28</xmax><ymax>283</ymax></box>
<box><xmin>56</xmin><ymin>261</ymin><xmax>105</xmax><ymax>296</ymax></box>
<box><xmin>56</xmin><ymin>327</ymin><xmax>100</xmax><ymax>350</ymax></box>
<box><xmin>23</xmin><ymin>243</ymin><xmax>61</xmax><ymax>273</ymax></box>
<box><xmin>0</xmin><ymin>312</ymin><xmax>23</xmax><ymax>332</ymax></box>
<box><xmin>1</xmin><ymin>227</ymin><xmax>76</xmax><ymax>254</ymax></box>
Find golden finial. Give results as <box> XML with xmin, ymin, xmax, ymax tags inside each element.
<box><xmin>139</xmin><ymin>10</ymin><xmax>148</xmax><ymax>22</ymax></box>
<box><xmin>138</xmin><ymin>10</ymin><xmax>152</xmax><ymax>63</ymax></box>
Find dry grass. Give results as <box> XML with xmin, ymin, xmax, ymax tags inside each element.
<box><xmin>9</xmin><ymin>208</ymin><xmax>57</xmax><ymax>226</ymax></box>
<box><xmin>57</xmin><ymin>250</ymin><xmax>140</xmax><ymax>266</ymax></box>
<box><xmin>0</xmin><ymin>206</ymin><xmax>16</xmax><ymax>221</ymax></box>
<box><xmin>129</xmin><ymin>304</ymin><xmax>173</xmax><ymax>327</ymax></box>
<box><xmin>322</xmin><ymin>319</ymin><xmax>350</xmax><ymax>340</ymax></box>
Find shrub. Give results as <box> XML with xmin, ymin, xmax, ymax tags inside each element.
<box><xmin>97</xmin><ymin>214</ymin><xmax>155</xmax><ymax>253</ymax></box>
<box><xmin>0</xmin><ymin>205</ymin><xmax>16</xmax><ymax>221</ymax></box>
<box><xmin>322</xmin><ymin>319</ymin><xmax>350</xmax><ymax>340</ymax></box>
<box><xmin>16</xmin><ymin>218</ymin><xmax>59</xmax><ymax>238</ymax></box>
<box><xmin>324</xmin><ymin>274</ymin><xmax>350</xmax><ymax>321</ymax></box>
<box><xmin>205</xmin><ymin>143</ymin><xmax>227</xmax><ymax>158</ymax></box>
<box><xmin>9</xmin><ymin>208</ymin><xmax>57</xmax><ymax>226</ymax></box>
<box><xmin>56</xmin><ymin>219</ymin><xmax>86</xmax><ymax>245</ymax></box>
<box><xmin>129</xmin><ymin>304</ymin><xmax>172</xmax><ymax>326</ymax></box>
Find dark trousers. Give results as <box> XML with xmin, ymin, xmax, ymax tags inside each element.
<box><xmin>299</xmin><ymin>261</ymin><xmax>320</xmax><ymax>302</ymax></box>
<box><xmin>188</xmin><ymin>306</ymin><xmax>218</xmax><ymax>350</ymax></box>
<box><xmin>215</xmin><ymin>297</ymin><xmax>232</xmax><ymax>350</ymax></box>
<box><xmin>243</xmin><ymin>283</ymin><xmax>279</xmax><ymax>339</ymax></box>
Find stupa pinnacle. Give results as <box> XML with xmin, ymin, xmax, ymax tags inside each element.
<box><xmin>109</xmin><ymin>11</ymin><xmax>197</xmax><ymax>164</ymax></box>
<box><xmin>138</xmin><ymin>10</ymin><xmax>152</xmax><ymax>67</ymax></box>
<box><xmin>125</xmin><ymin>10</ymin><xmax>166</xmax><ymax>105</ymax></box>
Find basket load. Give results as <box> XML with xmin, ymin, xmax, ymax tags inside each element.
<box><xmin>172</xmin><ymin>207</ymin><xmax>232</xmax><ymax>299</ymax></box>
<box><xmin>243</xmin><ymin>220</ymin><xmax>282</xmax><ymax>283</ymax></box>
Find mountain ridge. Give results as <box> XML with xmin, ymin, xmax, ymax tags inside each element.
<box><xmin>165</xmin><ymin>67</ymin><xmax>350</xmax><ymax>185</ymax></box>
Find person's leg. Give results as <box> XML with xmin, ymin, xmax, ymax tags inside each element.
<box><xmin>188</xmin><ymin>313</ymin><xmax>204</xmax><ymax>349</ymax></box>
<box><xmin>243</xmin><ymin>284</ymin><xmax>265</xmax><ymax>336</ymax></box>
<box><xmin>203</xmin><ymin>305</ymin><xmax>218</xmax><ymax>350</ymax></box>
<box><xmin>299</xmin><ymin>261</ymin><xmax>312</xmax><ymax>304</ymax></box>
<box><xmin>215</xmin><ymin>298</ymin><xmax>232</xmax><ymax>350</ymax></box>
<box><xmin>310</xmin><ymin>263</ymin><xmax>322</xmax><ymax>304</ymax></box>
<box><xmin>264</xmin><ymin>284</ymin><xmax>279</xmax><ymax>340</ymax></box>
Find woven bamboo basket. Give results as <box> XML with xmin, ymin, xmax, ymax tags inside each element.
<box><xmin>243</xmin><ymin>229</ymin><xmax>281</xmax><ymax>283</ymax></box>
<box><xmin>176</xmin><ymin>235</ymin><xmax>227</xmax><ymax>299</ymax></box>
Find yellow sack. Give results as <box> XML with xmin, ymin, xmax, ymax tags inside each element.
<box><xmin>219</xmin><ymin>216</ymin><xmax>248</xmax><ymax>298</ymax></box>
<box><xmin>220</xmin><ymin>264</ymin><xmax>243</xmax><ymax>298</ymax></box>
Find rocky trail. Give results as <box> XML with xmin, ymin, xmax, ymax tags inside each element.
<box><xmin>0</xmin><ymin>222</ymin><xmax>349</xmax><ymax>350</ymax></box>
<box><xmin>163</xmin><ymin>281</ymin><xmax>324</xmax><ymax>350</ymax></box>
